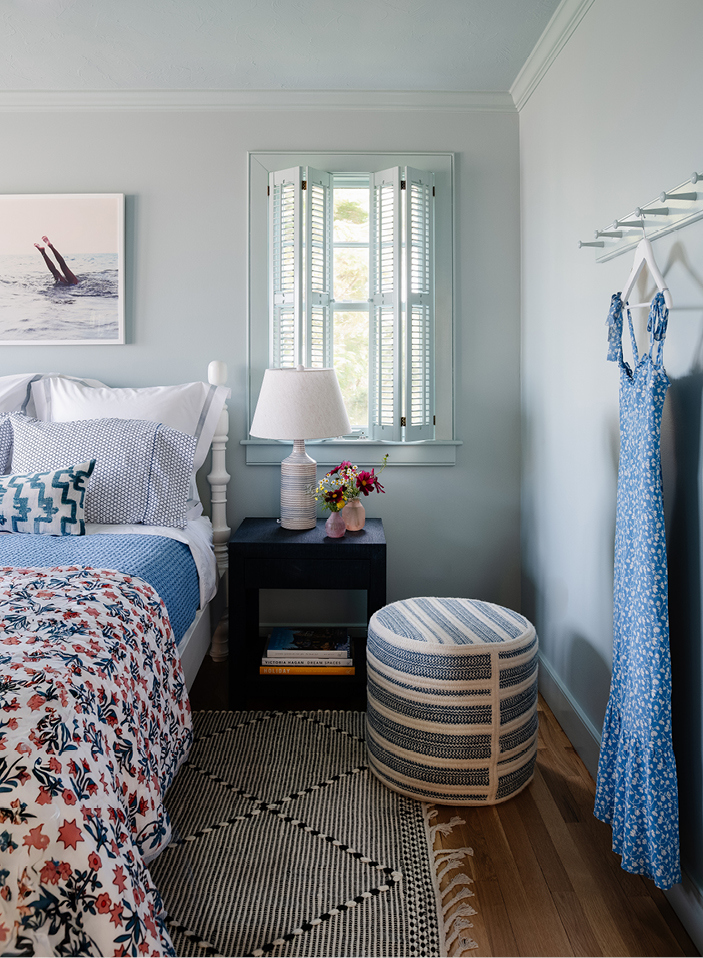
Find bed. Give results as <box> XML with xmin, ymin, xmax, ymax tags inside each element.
<box><xmin>0</xmin><ymin>365</ymin><xmax>230</xmax><ymax>956</ymax></box>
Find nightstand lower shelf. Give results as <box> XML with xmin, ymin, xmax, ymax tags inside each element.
<box><xmin>228</xmin><ymin>517</ymin><xmax>386</xmax><ymax>710</ymax></box>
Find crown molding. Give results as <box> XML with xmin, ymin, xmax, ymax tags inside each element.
<box><xmin>0</xmin><ymin>89</ymin><xmax>516</xmax><ymax>113</ymax></box>
<box><xmin>510</xmin><ymin>0</ymin><xmax>595</xmax><ymax>111</ymax></box>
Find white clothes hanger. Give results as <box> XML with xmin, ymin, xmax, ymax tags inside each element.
<box><xmin>620</xmin><ymin>226</ymin><xmax>673</xmax><ymax>310</ymax></box>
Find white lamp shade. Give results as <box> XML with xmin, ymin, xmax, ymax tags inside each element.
<box><xmin>250</xmin><ymin>366</ymin><xmax>351</xmax><ymax>441</ymax></box>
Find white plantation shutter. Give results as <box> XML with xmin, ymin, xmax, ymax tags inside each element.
<box><xmin>403</xmin><ymin>167</ymin><xmax>435</xmax><ymax>440</ymax></box>
<box><xmin>304</xmin><ymin>168</ymin><xmax>333</xmax><ymax>368</ymax></box>
<box><xmin>267</xmin><ymin>162</ymin><xmax>435</xmax><ymax>442</ymax></box>
<box><xmin>269</xmin><ymin>167</ymin><xmax>303</xmax><ymax>367</ymax></box>
<box><xmin>369</xmin><ymin>167</ymin><xmax>402</xmax><ymax>441</ymax></box>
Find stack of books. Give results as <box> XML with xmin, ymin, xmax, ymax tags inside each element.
<box><xmin>260</xmin><ymin>627</ymin><xmax>354</xmax><ymax>676</ymax></box>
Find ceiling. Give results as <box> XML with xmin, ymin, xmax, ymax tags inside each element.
<box><xmin>1</xmin><ymin>0</ymin><xmax>561</xmax><ymax>93</ymax></box>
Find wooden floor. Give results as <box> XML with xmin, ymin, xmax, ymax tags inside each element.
<box><xmin>189</xmin><ymin>658</ymin><xmax>698</xmax><ymax>958</ymax></box>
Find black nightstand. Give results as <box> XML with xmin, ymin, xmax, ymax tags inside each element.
<box><xmin>228</xmin><ymin>517</ymin><xmax>387</xmax><ymax>709</ymax></box>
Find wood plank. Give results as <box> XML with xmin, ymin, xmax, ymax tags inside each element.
<box><xmin>516</xmin><ymin>786</ymin><xmax>602</xmax><ymax>956</ymax></box>
<box><xmin>648</xmin><ymin>887</ymin><xmax>700</xmax><ymax>958</ymax></box>
<box><xmin>628</xmin><ymin>896</ymin><xmax>692</xmax><ymax>958</ymax></box>
<box><xmin>497</xmin><ymin>794</ymin><xmax>574</xmax><ymax>956</ymax></box>
<box><xmin>535</xmin><ymin>731</ymin><xmax>657</xmax><ymax>903</ymax></box>
<box><xmin>479</xmin><ymin>804</ymin><xmax>563</xmax><ymax>956</ymax></box>
<box><xmin>529</xmin><ymin>768</ymin><xmax>631</xmax><ymax>957</ymax></box>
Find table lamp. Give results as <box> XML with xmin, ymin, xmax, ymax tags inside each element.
<box><xmin>250</xmin><ymin>365</ymin><xmax>352</xmax><ymax>529</ymax></box>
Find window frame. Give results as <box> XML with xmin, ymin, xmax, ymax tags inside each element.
<box><xmin>246</xmin><ymin>151</ymin><xmax>459</xmax><ymax>466</ymax></box>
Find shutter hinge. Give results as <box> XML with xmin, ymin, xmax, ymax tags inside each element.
<box><xmin>302</xmin><ymin>180</ymin><xmax>307</xmax><ymax>190</ymax></box>
<box><xmin>433</xmin><ymin>415</ymin><xmax>436</xmax><ymax>425</ymax></box>
<box><xmin>400</xmin><ymin>416</ymin><xmax>406</xmax><ymax>427</ymax></box>
<box><xmin>267</xmin><ymin>185</ymin><xmax>270</xmax><ymax>196</ymax></box>
<box><xmin>433</xmin><ymin>186</ymin><xmax>435</xmax><ymax>197</ymax></box>
<box><xmin>400</xmin><ymin>180</ymin><xmax>406</xmax><ymax>190</ymax></box>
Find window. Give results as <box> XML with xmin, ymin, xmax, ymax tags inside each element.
<box><xmin>248</xmin><ymin>152</ymin><xmax>457</xmax><ymax>464</ymax></box>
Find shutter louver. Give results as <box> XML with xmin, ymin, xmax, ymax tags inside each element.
<box><xmin>305</xmin><ymin>167</ymin><xmax>333</xmax><ymax>369</ymax></box>
<box><xmin>403</xmin><ymin>167</ymin><xmax>435</xmax><ymax>440</ymax></box>
<box><xmin>369</xmin><ymin>167</ymin><xmax>402</xmax><ymax>441</ymax></box>
<box><xmin>269</xmin><ymin>167</ymin><xmax>303</xmax><ymax>367</ymax></box>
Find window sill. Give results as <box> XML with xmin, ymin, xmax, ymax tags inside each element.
<box><xmin>241</xmin><ymin>438</ymin><xmax>461</xmax><ymax>466</ymax></box>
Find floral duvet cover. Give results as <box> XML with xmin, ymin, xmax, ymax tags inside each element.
<box><xmin>0</xmin><ymin>566</ymin><xmax>193</xmax><ymax>956</ymax></box>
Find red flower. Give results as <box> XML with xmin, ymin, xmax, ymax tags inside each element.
<box><xmin>88</xmin><ymin>852</ymin><xmax>102</xmax><ymax>871</ymax></box>
<box><xmin>96</xmin><ymin>892</ymin><xmax>112</xmax><ymax>914</ymax></box>
<box><xmin>356</xmin><ymin>470</ymin><xmax>385</xmax><ymax>496</ymax></box>
<box><xmin>329</xmin><ymin>460</ymin><xmax>353</xmax><ymax>475</ymax></box>
<box><xmin>40</xmin><ymin>861</ymin><xmax>60</xmax><ymax>885</ymax></box>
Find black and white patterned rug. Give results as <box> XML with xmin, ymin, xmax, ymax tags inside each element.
<box><xmin>149</xmin><ymin>711</ymin><xmax>475</xmax><ymax>957</ymax></box>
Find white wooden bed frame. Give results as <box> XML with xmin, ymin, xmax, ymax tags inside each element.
<box><xmin>178</xmin><ymin>360</ymin><xmax>230</xmax><ymax>690</ymax></box>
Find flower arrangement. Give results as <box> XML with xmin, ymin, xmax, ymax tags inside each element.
<box><xmin>313</xmin><ymin>455</ymin><xmax>388</xmax><ymax>513</ymax></box>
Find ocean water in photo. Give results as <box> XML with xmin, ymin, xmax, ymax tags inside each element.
<box><xmin>0</xmin><ymin>252</ymin><xmax>120</xmax><ymax>341</ymax></box>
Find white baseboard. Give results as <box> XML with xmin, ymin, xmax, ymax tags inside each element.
<box><xmin>538</xmin><ymin>651</ymin><xmax>703</xmax><ymax>953</ymax></box>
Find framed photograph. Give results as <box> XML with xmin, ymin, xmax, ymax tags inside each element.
<box><xmin>0</xmin><ymin>193</ymin><xmax>125</xmax><ymax>345</ymax></box>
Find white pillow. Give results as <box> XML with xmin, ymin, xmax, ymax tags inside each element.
<box><xmin>0</xmin><ymin>374</ymin><xmax>104</xmax><ymax>417</ymax></box>
<box><xmin>31</xmin><ymin>378</ymin><xmax>229</xmax><ymax>473</ymax></box>
<box><xmin>0</xmin><ymin>374</ymin><xmax>39</xmax><ymax>414</ymax></box>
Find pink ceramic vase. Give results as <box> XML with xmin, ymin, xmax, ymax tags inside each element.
<box><xmin>325</xmin><ymin>510</ymin><xmax>346</xmax><ymax>538</ymax></box>
<box><xmin>342</xmin><ymin>499</ymin><xmax>366</xmax><ymax>531</ymax></box>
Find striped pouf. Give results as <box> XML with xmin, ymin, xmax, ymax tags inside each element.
<box><xmin>366</xmin><ymin>597</ymin><xmax>539</xmax><ymax>805</ymax></box>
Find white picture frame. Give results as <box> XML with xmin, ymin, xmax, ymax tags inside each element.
<box><xmin>0</xmin><ymin>193</ymin><xmax>125</xmax><ymax>345</ymax></box>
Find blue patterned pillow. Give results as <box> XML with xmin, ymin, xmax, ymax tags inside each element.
<box><xmin>0</xmin><ymin>460</ymin><xmax>95</xmax><ymax>536</ymax></box>
<box><xmin>0</xmin><ymin>415</ymin><xmax>12</xmax><ymax>474</ymax></box>
<box><xmin>9</xmin><ymin>416</ymin><xmax>197</xmax><ymax>529</ymax></box>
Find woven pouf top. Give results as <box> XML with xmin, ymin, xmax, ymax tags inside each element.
<box><xmin>366</xmin><ymin>597</ymin><xmax>539</xmax><ymax>805</ymax></box>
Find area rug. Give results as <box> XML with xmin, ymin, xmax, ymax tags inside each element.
<box><xmin>149</xmin><ymin>711</ymin><xmax>479</xmax><ymax>957</ymax></box>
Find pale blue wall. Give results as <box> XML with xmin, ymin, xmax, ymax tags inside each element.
<box><xmin>520</xmin><ymin>0</ymin><xmax>703</xmax><ymax>899</ymax></box>
<box><xmin>1</xmin><ymin>106</ymin><xmax>522</xmax><ymax>619</ymax></box>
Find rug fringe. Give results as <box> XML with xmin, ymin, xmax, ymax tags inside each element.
<box><xmin>423</xmin><ymin>803</ymin><xmax>480</xmax><ymax>957</ymax></box>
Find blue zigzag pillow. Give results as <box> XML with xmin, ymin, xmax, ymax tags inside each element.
<box><xmin>0</xmin><ymin>460</ymin><xmax>95</xmax><ymax>536</ymax></box>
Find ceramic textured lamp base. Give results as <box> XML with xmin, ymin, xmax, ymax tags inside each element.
<box><xmin>280</xmin><ymin>440</ymin><xmax>317</xmax><ymax>530</ymax></box>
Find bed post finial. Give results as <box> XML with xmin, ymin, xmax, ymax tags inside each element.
<box><xmin>208</xmin><ymin>361</ymin><xmax>230</xmax><ymax>661</ymax></box>
<box><xmin>208</xmin><ymin>360</ymin><xmax>228</xmax><ymax>387</ymax></box>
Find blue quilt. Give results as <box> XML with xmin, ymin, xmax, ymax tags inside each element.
<box><xmin>0</xmin><ymin>532</ymin><xmax>200</xmax><ymax>645</ymax></box>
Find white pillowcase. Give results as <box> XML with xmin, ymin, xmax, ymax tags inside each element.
<box><xmin>31</xmin><ymin>378</ymin><xmax>229</xmax><ymax>473</ymax></box>
<box><xmin>0</xmin><ymin>374</ymin><xmax>40</xmax><ymax>414</ymax></box>
<box><xmin>0</xmin><ymin>374</ymin><xmax>104</xmax><ymax>417</ymax></box>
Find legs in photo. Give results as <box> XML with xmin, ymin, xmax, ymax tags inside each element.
<box><xmin>42</xmin><ymin>237</ymin><xmax>78</xmax><ymax>285</ymax></box>
<box><xmin>34</xmin><ymin>236</ymin><xmax>79</xmax><ymax>285</ymax></box>
<box><xmin>34</xmin><ymin>243</ymin><xmax>67</xmax><ymax>284</ymax></box>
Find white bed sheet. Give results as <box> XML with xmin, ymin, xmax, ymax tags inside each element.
<box><xmin>84</xmin><ymin>515</ymin><xmax>218</xmax><ymax>609</ymax></box>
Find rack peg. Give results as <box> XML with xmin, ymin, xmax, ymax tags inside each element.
<box><xmin>634</xmin><ymin>206</ymin><xmax>669</xmax><ymax>217</ymax></box>
<box><xmin>595</xmin><ymin>230</ymin><xmax>623</xmax><ymax>239</ymax></box>
<box><xmin>613</xmin><ymin>219</ymin><xmax>646</xmax><ymax>229</ymax></box>
<box><xmin>691</xmin><ymin>173</ymin><xmax>703</xmax><ymax>184</ymax></box>
<box><xmin>578</xmin><ymin>240</ymin><xmax>604</xmax><ymax>248</ymax></box>
<box><xmin>660</xmin><ymin>190</ymin><xmax>697</xmax><ymax>202</ymax></box>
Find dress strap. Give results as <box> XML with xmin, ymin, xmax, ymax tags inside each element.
<box><xmin>606</xmin><ymin>293</ymin><xmax>638</xmax><ymax>373</ymax></box>
<box><xmin>648</xmin><ymin>291</ymin><xmax>669</xmax><ymax>367</ymax></box>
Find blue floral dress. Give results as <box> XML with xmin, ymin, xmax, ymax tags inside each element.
<box><xmin>594</xmin><ymin>291</ymin><xmax>681</xmax><ymax>890</ymax></box>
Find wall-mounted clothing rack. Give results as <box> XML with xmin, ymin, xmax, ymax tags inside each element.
<box><xmin>579</xmin><ymin>171</ymin><xmax>703</xmax><ymax>263</ymax></box>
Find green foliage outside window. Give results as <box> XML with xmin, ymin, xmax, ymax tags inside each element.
<box><xmin>333</xmin><ymin>190</ymin><xmax>370</xmax><ymax>428</ymax></box>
